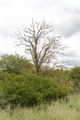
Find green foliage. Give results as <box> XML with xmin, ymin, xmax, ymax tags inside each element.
<box><xmin>38</xmin><ymin>67</ymin><xmax>76</xmax><ymax>93</ymax></box>
<box><xmin>39</xmin><ymin>67</ymin><xmax>71</xmax><ymax>84</ymax></box>
<box><xmin>0</xmin><ymin>54</ymin><xmax>33</xmax><ymax>74</ymax></box>
<box><xmin>70</xmin><ymin>66</ymin><xmax>80</xmax><ymax>80</ymax></box>
<box><xmin>0</xmin><ymin>74</ymin><xmax>69</xmax><ymax>107</ymax></box>
<box><xmin>0</xmin><ymin>70</ymin><xmax>15</xmax><ymax>82</ymax></box>
<box><xmin>39</xmin><ymin>66</ymin><xmax>54</xmax><ymax>78</ymax></box>
<box><xmin>52</xmin><ymin>69</ymin><xmax>79</xmax><ymax>93</ymax></box>
<box><xmin>70</xmin><ymin>66</ymin><xmax>80</xmax><ymax>87</ymax></box>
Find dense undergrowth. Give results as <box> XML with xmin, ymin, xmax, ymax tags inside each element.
<box><xmin>0</xmin><ymin>72</ymin><xmax>69</xmax><ymax>108</ymax></box>
<box><xmin>0</xmin><ymin>54</ymin><xmax>80</xmax><ymax>109</ymax></box>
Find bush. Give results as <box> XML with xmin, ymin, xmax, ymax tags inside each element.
<box><xmin>0</xmin><ymin>74</ymin><xmax>69</xmax><ymax>107</ymax></box>
<box><xmin>0</xmin><ymin>54</ymin><xmax>33</xmax><ymax>75</ymax></box>
<box><xmin>70</xmin><ymin>66</ymin><xmax>80</xmax><ymax>80</ymax></box>
<box><xmin>70</xmin><ymin>66</ymin><xmax>80</xmax><ymax>87</ymax></box>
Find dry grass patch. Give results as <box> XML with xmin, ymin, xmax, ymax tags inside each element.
<box><xmin>0</xmin><ymin>94</ymin><xmax>80</xmax><ymax>120</ymax></box>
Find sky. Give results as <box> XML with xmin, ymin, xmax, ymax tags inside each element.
<box><xmin>0</xmin><ymin>0</ymin><xmax>80</xmax><ymax>68</ymax></box>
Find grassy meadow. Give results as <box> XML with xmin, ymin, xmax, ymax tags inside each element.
<box><xmin>0</xmin><ymin>94</ymin><xmax>80</xmax><ymax>120</ymax></box>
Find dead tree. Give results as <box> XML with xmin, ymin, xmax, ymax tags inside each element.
<box><xmin>15</xmin><ymin>19</ymin><xmax>65</xmax><ymax>76</ymax></box>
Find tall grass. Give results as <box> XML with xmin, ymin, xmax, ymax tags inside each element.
<box><xmin>0</xmin><ymin>94</ymin><xmax>80</xmax><ymax>120</ymax></box>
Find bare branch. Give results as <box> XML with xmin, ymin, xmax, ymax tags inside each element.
<box><xmin>15</xmin><ymin>19</ymin><xmax>66</xmax><ymax>75</ymax></box>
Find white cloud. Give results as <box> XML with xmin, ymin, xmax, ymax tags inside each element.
<box><xmin>0</xmin><ymin>0</ymin><xmax>80</xmax><ymax>67</ymax></box>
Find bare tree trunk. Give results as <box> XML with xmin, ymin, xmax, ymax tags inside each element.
<box><xmin>36</xmin><ymin>68</ymin><xmax>39</xmax><ymax>76</ymax></box>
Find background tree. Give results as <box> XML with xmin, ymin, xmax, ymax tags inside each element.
<box><xmin>0</xmin><ymin>53</ymin><xmax>34</xmax><ymax>74</ymax></box>
<box><xmin>70</xmin><ymin>66</ymin><xmax>80</xmax><ymax>87</ymax></box>
<box><xmin>15</xmin><ymin>19</ymin><xmax>65</xmax><ymax>76</ymax></box>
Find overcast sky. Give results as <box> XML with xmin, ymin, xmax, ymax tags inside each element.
<box><xmin>0</xmin><ymin>0</ymin><xmax>80</xmax><ymax>68</ymax></box>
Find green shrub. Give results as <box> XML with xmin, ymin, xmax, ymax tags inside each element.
<box><xmin>0</xmin><ymin>71</ymin><xmax>15</xmax><ymax>82</ymax></box>
<box><xmin>70</xmin><ymin>66</ymin><xmax>80</xmax><ymax>80</ymax></box>
<box><xmin>0</xmin><ymin>54</ymin><xmax>34</xmax><ymax>75</ymax></box>
<box><xmin>70</xmin><ymin>66</ymin><xmax>80</xmax><ymax>87</ymax></box>
<box><xmin>0</xmin><ymin>74</ymin><xmax>69</xmax><ymax>107</ymax></box>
